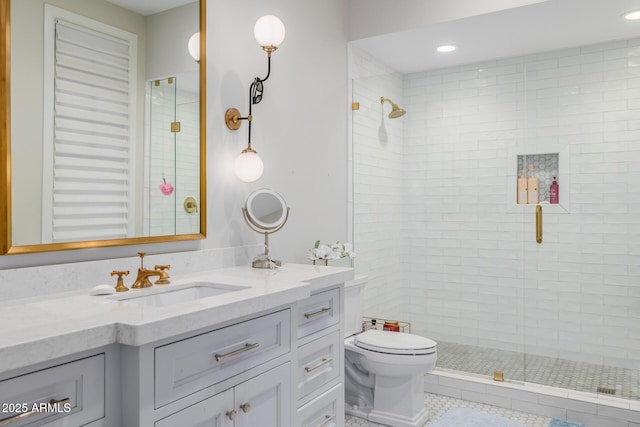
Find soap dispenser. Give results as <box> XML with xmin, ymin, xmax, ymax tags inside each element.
<box><xmin>549</xmin><ymin>176</ymin><xmax>559</xmax><ymax>204</ymax></box>
<box><xmin>517</xmin><ymin>170</ymin><xmax>528</xmax><ymax>204</ymax></box>
<box><xmin>527</xmin><ymin>164</ymin><xmax>539</xmax><ymax>204</ymax></box>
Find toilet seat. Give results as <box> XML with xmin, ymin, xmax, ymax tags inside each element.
<box><xmin>354</xmin><ymin>329</ymin><xmax>437</xmax><ymax>355</ymax></box>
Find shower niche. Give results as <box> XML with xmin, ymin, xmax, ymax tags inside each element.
<box><xmin>508</xmin><ymin>152</ymin><xmax>569</xmax><ymax>213</ymax></box>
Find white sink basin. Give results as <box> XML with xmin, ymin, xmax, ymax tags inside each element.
<box><xmin>114</xmin><ymin>282</ymin><xmax>248</xmax><ymax>307</ymax></box>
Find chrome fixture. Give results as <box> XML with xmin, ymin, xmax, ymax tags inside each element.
<box><xmin>225</xmin><ymin>15</ymin><xmax>286</xmax><ymax>182</ymax></box>
<box><xmin>380</xmin><ymin>96</ymin><xmax>406</xmax><ymax>119</ymax></box>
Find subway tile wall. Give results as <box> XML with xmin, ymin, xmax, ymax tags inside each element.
<box><xmin>144</xmin><ymin>79</ymin><xmax>200</xmax><ymax>236</ymax></box>
<box><xmin>352</xmin><ymin>38</ymin><xmax>640</xmax><ymax>370</ymax></box>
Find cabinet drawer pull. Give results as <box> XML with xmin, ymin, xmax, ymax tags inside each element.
<box><xmin>240</xmin><ymin>402</ymin><xmax>251</xmax><ymax>413</ymax></box>
<box><xmin>215</xmin><ymin>342</ymin><xmax>260</xmax><ymax>362</ymax></box>
<box><xmin>226</xmin><ymin>410</ymin><xmax>237</xmax><ymax>420</ymax></box>
<box><xmin>304</xmin><ymin>307</ymin><xmax>331</xmax><ymax>319</ymax></box>
<box><xmin>304</xmin><ymin>357</ymin><xmax>332</xmax><ymax>373</ymax></box>
<box><xmin>316</xmin><ymin>414</ymin><xmax>336</xmax><ymax>427</ymax></box>
<box><xmin>0</xmin><ymin>398</ymin><xmax>70</xmax><ymax>426</ymax></box>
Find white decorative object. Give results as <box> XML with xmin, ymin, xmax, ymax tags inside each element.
<box><xmin>308</xmin><ymin>241</ymin><xmax>355</xmax><ymax>265</ymax></box>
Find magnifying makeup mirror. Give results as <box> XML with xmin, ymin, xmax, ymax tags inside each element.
<box><xmin>242</xmin><ymin>189</ymin><xmax>289</xmax><ymax>268</ymax></box>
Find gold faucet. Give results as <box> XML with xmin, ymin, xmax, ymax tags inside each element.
<box><xmin>131</xmin><ymin>252</ymin><xmax>171</xmax><ymax>289</ymax></box>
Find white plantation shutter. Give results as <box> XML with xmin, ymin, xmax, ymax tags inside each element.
<box><xmin>42</xmin><ymin>7</ymin><xmax>137</xmax><ymax>243</ymax></box>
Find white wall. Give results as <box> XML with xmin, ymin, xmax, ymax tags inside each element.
<box><xmin>145</xmin><ymin>2</ymin><xmax>199</xmax><ymax>80</ymax></box>
<box><xmin>353</xmin><ymin>39</ymin><xmax>640</xmax><ymax>369</ymax></box>
<box><xmin>0</xmin><ymin>0</ymin><xmax>349</xmax><ymax>293</ymax></box>
<box><xmin>347</xmin><ymin>0</ymin><xmax>550</xmax><ymax>41</ymax></box>
<box><xmin>205</xmin><ymin>0</ymin><xmax>349</xmax><ymax>261</ymax></box>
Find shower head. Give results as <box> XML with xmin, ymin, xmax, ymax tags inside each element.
<box><xmin>380</xmin><ymin>96</ymin><xmax>406</xmax><ymax>119</ymax></box>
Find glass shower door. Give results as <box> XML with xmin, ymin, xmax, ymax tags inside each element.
<box><xmin>173</xmin><ymin>72</ymin><xmax>200</xmax><ymax>235</ymax></box>
<box><xmin>350</xmin><ymin>69</ymin><xmax>528</xmax><ymax>385</ymax></box>
<box><xmin>520</xmin><ymin>43</ymin><xmax>640</xmax><ymax>403</ymax></box>
<box><xmin>148</xmin><ymin>77</ymin><xmax>177</xmax><ymax>236</ymax></box>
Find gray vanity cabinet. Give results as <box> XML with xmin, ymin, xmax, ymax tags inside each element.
<box><xmin>294</xmin><ymin>286</ymin><xmax>345</xmax><ymax>427</ymax></box>
<box><xmin>155</xmin><ymin>388</ymin><xmax>234</xmax><ymax>427</ymax></box>
<box><xmin>155</xmin><ymin>362</ymin><xmax>291</xmax><ymax>427</ymax></box>
<box><xmin>122</xmin><ymin>308</ymin><xmax>293</xmax><ymax>426</ymax></box>
<box><xmin>0</xmin><ymin>354</ymin><xmax>105</xmax><ymax>426</ymax></box>
<box><xmin>0</xmin><ymin>346</ymin><xmax>121</xmax><ymax>427</ymax></box>
<box><xmin>232</xmin><ymin>362</ymin><xmax>291</xmax><ymax>427</ymax></box>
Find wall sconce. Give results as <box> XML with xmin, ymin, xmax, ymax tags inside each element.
<box><xmin>225</xmin><ymin>15</ymin><xmax>286</xmax><ymax>182</ymax></box>
<box><xmin>188</xmin><ymin>32</ymin><xmax>200</xmax><ymax>63</ymax></box>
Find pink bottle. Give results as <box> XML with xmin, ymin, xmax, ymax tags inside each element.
<box><xmin>549</xmin><ymin>176</ymin><xmax>559</xmax><ymax>204</ymax></box>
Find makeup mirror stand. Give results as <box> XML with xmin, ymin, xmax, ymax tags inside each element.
<box><xmin>242</xmin><ymin>207</ymin><xmax>289</xmax><ymax>268</ymax></box>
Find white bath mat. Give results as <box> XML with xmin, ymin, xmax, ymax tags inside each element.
<box><xmin>428</xmin><ymin>407</ymin><xmax>526</xmax><ymax>427</ymax></box>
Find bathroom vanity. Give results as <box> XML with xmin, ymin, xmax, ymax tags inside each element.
<box><xmin>0</xmin><ymin>263</ymin><xmax>352</xmax><ymax>426</ymax></box>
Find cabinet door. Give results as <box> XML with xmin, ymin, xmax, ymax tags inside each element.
<box><xmin>155</xmin><ymin>389</ymin><xmax>234</xmax><ymax>427</ymax></box>
<box><xmin>234</xmin><ymin>363</ymin><xmax>291</xmax><ymax>427</ymax></box>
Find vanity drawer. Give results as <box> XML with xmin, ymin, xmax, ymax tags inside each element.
<box><xmin>0</xmin><ymin>354</ymin><xmax>105</xmax><ymax>427</ymax></box>
<box><xmin>297</xmin><ymin>287</ymin><xmax>340</xmax><ymax>339</ymax></box>
<box><xmin>296</xmin><ymin>383</ymin><xmax>343</xmax><ymax>427</ymax></box>
<box><xmin>296</xmin><ymin>330</ymin><xmax>341</xmax><ymax>401</ymax></box>
<box><xmin>155</xmin><ymin>309</ymin><xmax>291</xmax><ymax>408</ymax></box>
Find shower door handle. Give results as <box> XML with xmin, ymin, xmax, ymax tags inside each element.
<box><xmin>536</xmin><ymin>205</ymin><xmax>542</xmax><ymax>244</ymax></box>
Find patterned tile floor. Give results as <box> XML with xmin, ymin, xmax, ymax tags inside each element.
<box><xmin>345</xmin><ymin>393</ymin><xmax>553</xmax><ymax>427</ymax></box>
<box><xmin>436</xmin><ymin>341</ymin><xmax>640</xmax><ymax>401</ymax></box>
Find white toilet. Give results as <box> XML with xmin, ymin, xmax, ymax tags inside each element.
<box><xmin>344</xmin><ymin>277</ymin><xmax>437</xmax><ymax>427</ymax></box>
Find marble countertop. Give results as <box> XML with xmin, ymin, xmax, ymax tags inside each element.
<box><xmin>0</xmin><ymin>263</ymin><xmax>354</xmax><ymax>374</ymax></box>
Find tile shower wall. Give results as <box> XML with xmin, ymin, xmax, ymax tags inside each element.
<box><xmin>354</xmin><ymin>39</ymin><xmax>640</xmax><ymax>372</ymax></box>
<box><xmin>351</xmin><ymin>47</ymin><xmax>405</xmax><ymax>321</ymax></box>
<box><xmin>401</xmin><ymin>39</ymin><xmax>640</xmax><ymax>369</ymax></box>
<box><xmin>143</xmin><ymin>81</ymin><xmax>200</xmax><ymax>236</ymax></box>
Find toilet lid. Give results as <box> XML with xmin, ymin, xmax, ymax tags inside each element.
<box><xmin>354</xmin><ymin>330</ymin><xmax>437</xmax><ymax>355</ymax></box>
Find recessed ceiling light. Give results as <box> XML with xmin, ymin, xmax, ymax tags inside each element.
<box><xmin>436</xmin><ymin>45</ymin><xmax>456</xmax><ymax>53</ymax></box>
<box><xmin>624</xmin><ymin>10</ymin><xmax>640</xmax><ymax>20</ymax></box>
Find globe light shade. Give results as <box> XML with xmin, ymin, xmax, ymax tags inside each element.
<box><xmin>234</xmin><ymin>150</ymin><xmax>264</xmax><ymax>182</ymax></box>
<box><xmin>254</xmin><ymin>15</ymin><xmax>285</xmax><ymax>50</ymax></box>
<box><xmin>188</xmin><ymin>32</ymin><xmax>200</xmax><ymax>62</ymax></box>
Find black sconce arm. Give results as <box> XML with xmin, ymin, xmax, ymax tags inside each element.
<box><xmin>225</xmin><ymin>55</ymin><xmax>275</xmax><ymax>145</ymax></box>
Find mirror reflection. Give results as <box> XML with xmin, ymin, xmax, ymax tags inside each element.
<box><xmin>5</xmin><ymin>0</ymin><xmax>204</xmax><ymax>252</ymax></box>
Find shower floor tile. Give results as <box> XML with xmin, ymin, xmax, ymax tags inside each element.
<box><xmin>436</xmin><ymin>341</ymin><xmax>640</xmax><ymax>401</ymax></box>
<box><xmin>345</xmin><ymin>393</ymin><xmax>553</xmax><ymax>427</ymax></box>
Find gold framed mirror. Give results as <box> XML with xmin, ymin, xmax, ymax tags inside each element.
<box><xmin>0</xmin><ymin>0</ymin><xmax>206</xmax><ymax>255</ymax></box>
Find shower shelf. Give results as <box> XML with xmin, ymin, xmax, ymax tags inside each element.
<box><xmin>508</xmin><ymin>152</ymin><xmax>569</xmax><ymax>214</ymax></box>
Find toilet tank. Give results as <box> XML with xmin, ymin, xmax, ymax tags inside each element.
<box><xmin>344</xmin><ymin>275</ymin><xmax>367</xmax><ymax>337</ymax></box>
